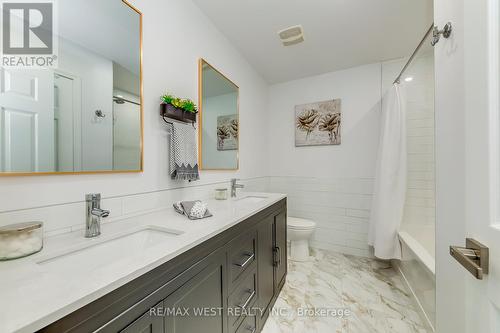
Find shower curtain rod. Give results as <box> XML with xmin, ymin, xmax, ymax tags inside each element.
<box><xmin>393</xmin><ymin>23</ymin><xmax>434</xmax><ymax>84</ymax></box>
<box><xmin>113</xmin><ymin>96</ymin><xmax>141</xmax><ymax>106</ymax></box>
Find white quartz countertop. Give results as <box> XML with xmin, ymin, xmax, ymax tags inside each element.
<box><xmin>0</xmin><ymin>192</ymin><xmax>286</xmax><ymax>333</ymax></box>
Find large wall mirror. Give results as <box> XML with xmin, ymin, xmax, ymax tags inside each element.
<box><xmin>0</xmin><ymin>0</ymin><xmax>142</xmax><ymax>175</ymax></box>
<box><xmin>198</xmin><ymin>59</ymin><xmax>239</xmax><ymax>170</ymax></box>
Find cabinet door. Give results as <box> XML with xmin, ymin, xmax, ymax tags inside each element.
<box><xmin>273</xmin><ymin>212</ymin><xmax>287</xmax><ymax>289</ymax></box>
<box><xmin>256</xmin><ymin>215</ymin><xmax>275</xmax><ymax>319</ymax></box>
<box><xmin>163</xmin><ymin>252</ymin><xmax>227</xmax><ymax>333</ymax></box>
<box><xmin>120</xmin><ymin>303</ymin><xmax>163</xmax><ymax>333</ymax></box>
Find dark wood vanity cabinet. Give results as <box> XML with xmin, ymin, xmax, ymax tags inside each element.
<box><xmin>256</xmin><ymin>211</ymin><xmax>287</xmax><ymax>329</ymax></box>
<box><xmin>256</xmin><ymin>215</ymin><xmax>275</xmax><ymax>319</ymax></box>
<box><xmin>162</xmin><ymin>250</ymin><xmax>227</xmax><ymax>333</ymax></box>
<box><xmin>39</xmin><ymin>199</ymin><xmax>286</xmax><ymax>333</ymax></box>
<box><xmin>274</xmin><ymin>211</ymin><xmax>287</xmax><ymax>289</ymax></box>
<box><xmin>119</xmin><ymin>303</ymin><xmax>163</xmax><ymax>333</ymax></box>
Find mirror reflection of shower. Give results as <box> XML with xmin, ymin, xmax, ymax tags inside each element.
<box><xmin>112</xmin><ymin>93</ymin><xmax>141</xmax><ymax>171</ymax></box>
<box><xmin>113</xmin><ymin>96</ymin><xmax>126</xmax><ymax>104</ymax></box>
<box><xmin>54</xmin><ymin>72</ymin><xmax>80</xmax><ymax>172</ymax></box>
<box><xmin>0</xmin><ymin>0</ymin><xmax>141</xmax><ymax>174</ymax></box>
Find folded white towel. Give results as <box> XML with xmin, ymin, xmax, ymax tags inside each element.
<box><xmin>173</xmin><ymin>200</ymin><xmax>212</xmax><ymax>220</ymax></box>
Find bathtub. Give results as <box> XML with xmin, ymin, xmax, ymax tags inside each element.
<box><xmin>394</xmin><ymin>225</ymin><xmax>436</xmax><ymax>332</ymax></box>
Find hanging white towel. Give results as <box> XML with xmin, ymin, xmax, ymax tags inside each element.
<box><xmin>368</xmin><ymin>84</ymin><xmax>407</xmax><ymax>260</ymax></box>
<box><xmin>169</xmin><ymin>123</ymin><xmax>200</xmax><ymax>181</ymax></box>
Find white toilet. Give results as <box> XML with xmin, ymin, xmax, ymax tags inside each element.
<box><xmin>287</xmin><ymin>217</ymin><xmax>316</xmax><ymax>261</ymax></box>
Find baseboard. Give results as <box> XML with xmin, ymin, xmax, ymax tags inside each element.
<box><xmin>310</xmin><ymin>240</ymin><xmax>372</xmax><ymax>258</ymax></box>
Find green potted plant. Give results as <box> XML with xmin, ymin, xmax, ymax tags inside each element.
<box><xmin>180</xmin><ymin>99</ymin><xmax>197</xmax><ymax>113</ymax></box>
<box><xmin>161</xmin><ymin>93</ymin><xmax>198</xmax><ymax>123</ymax></box>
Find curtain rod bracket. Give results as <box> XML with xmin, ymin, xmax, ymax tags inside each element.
<box><xmin>431</xmin><ymin>22</ymin><xmax>452</xmax><ymax>46</ymax></box>
<box><xmin>393</xmin><ymin>22</ymin><xmax>452</xmax><ymax>84</ymax></box>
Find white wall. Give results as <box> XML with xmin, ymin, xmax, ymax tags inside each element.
<box><xmin>267</xmin><ymin>63</ymin><xmax>381</xmax><ymax>178</ymax></box>
<box><xmin>0</xmin><ymin>0</ymin><xmax>269</xmax><ymax>214</ymax></box>
<box><xmin>266</xmin><ymin>63</ymin><xmax>382</xmax><ymax>256</ymax></box>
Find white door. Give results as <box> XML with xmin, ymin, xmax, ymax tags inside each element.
<box><xmin>0</xmin><ymin>68</ymin><xmax>54</xmax><ymax>172</ymax></box>
<box><xmin>435</xmin><ymin>0</ymin><xmax>500</xmax><ymax>332</ymax></box>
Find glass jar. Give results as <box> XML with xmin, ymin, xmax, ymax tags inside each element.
<box><xmin>0</xmin><ymin>222</ymin><xmax>43</xmax><ymax>261</ymax></box>
<box><xmin>215</xmin><ymin>188</ymin><xmax>228</xmax><ymax>200</ymax></box>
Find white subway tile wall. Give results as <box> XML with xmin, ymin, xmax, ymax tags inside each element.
<box><xmin>0</xmin><ymin>178</ymin><xmax>269</xmax><ymax>238</ymax></box>
<box><xmin>0</xmin><ymin>175</ymin><xmax>374</xmax><ymax>257</ymax></box>
<box><xmin>266</xmin><ymin>176</ymin><xmax>374</xmax><ymax>257</ymax></box>
<box><xmin>401</xmin><ymin>54</ymin><xmax>436</xmax><ymax>229</ymax></box>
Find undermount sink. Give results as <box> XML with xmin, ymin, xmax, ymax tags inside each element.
<box><xmin>37</xmin><ymin>227</ymin><xmax>183</xmax><ymax>273</ymax></box>
<box><xmin>235</xmin><ymin>196</ymin><xmax>267</xmax><ymax>204</ymax></box>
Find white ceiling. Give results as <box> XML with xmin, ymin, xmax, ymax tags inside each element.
<box><xmin>192</xmin><ymin>0</ymin><xmax>433</xmax><ymax>84</ymax></box>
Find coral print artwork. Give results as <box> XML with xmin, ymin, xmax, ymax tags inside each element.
<box><xmin>217</xmin><ymin>114</ymin><xmax>238</xmax><ymax>151</ymax></box>
<box><xmin>295</xmin><ymin>99</ymin><xmax>341</xmax><ymax>146</ymax></box>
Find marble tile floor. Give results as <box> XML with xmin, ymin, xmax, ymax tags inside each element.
<box><xmin>261</xmin><ymin>248</ymin><xmax>428</xmax><ymax>333</ymax></box>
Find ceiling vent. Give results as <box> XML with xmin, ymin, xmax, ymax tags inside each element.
<box><xmin>278</xmin><ymin>25</ymin><xmax>304</xmax><ymax>46</ymax></box>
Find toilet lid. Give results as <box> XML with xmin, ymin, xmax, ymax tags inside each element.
<box><xmin>288</xmin><ymin>217</ymin><xmax>316</xmax><ymax>230</ymax></box>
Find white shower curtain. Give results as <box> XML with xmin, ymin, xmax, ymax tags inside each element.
<box><xmin>368</xmin><ymin>84</ymin><xmax>407</xmax><ymax>260</ymax></box>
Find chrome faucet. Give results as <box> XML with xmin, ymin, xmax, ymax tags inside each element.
<box><xmin>231</xmin><ymin>178</ymin><xmax>244</xmax><ymax>198</ymax></box>
<box><xmin>85</xmin><ymin>193</ymin><xmax>110</xmax><ymax>238</ymax></box>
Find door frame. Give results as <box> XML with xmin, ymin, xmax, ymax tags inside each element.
<box><xmin>54</xmin><ymin>69</ymin><xmax>82</xmax><ymax>172</ymax></box>
<box><xmin>434</xmin><ymin>0</ymin><xmax>467</xmax><ymax>331</ymax></box>
<box><xmin>435</xmin><ymin>0</ymin><xmax>500</xmax><ymax>332</ymax></box>
<box><xmin>462</xmin><ymin>0</ymin><xmax>500</xmax><ymax>332</ymax></box>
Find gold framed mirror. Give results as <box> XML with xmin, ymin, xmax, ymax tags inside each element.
<box><xmin>198</xmin><ymin>59</ymin><xmax>239</xmax><ymax>170</ymax></box>
<box><xmin>0</xmin><ymin>0</ymin><xmax>143</xmax><ymax>176</ymax></box>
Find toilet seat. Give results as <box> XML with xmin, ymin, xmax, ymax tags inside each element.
<box><xmin>288</xmin><ymin>217</ymin><xmax>316</xmax><ymax>230</ymax></box>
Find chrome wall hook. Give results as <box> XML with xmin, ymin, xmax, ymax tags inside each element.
<box><xmin>95</xmin><ymin>110</ymin><xmax>106</xmax><ymax>118</ymax></box>
<box><xmin>431</xmin><ymin>22</ymin><xmax>452</xmax><ymax>46</ymax></box>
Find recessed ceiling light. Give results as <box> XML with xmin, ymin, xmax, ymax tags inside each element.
<box><xmin>278</xmin><ymin>25</ymin><xmax>305</xmax><ymax>46</ymax></box>
<box><xmin>404</xmin><ymin>76</ymin><xmax>414</xmax><ymax>82</ymax></box>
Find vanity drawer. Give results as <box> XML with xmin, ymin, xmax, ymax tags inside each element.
<box><xmin>228</xmin><ymin>267</ymin><xmax>257</xmax><ymax>330</ymax></box>
<box><xmin>228</xmin><ymin>230</ymin><xmax>257</xmax><ymax>286</ymax></box>
<box><xmin>235</xmin><ymin>313</ymin><xmax>257</xmax><ymax>333</ymax></box>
